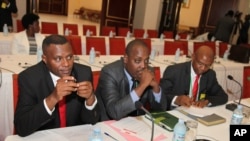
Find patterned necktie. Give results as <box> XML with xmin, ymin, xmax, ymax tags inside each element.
<box><xmin>192</xmin><ymin>75</ymin><xmax>200</xmax><ymax>101</ymax></box>
<box><xmin>131</xmin><ymin>78</ymin><xmax>139</xmax><ymax>91</ymax></box>
<box><xmin>59</xmin><ymin>98</ymin><xmax>66</xmax><ymax>127</ymax></box>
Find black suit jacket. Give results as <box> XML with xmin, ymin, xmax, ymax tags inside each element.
<box><xmin>14</xmin><ymin>61</ymin><xmax>100</xmax><ymax>137</ymax></box>
<box><xmin>0</xmin><ymin>0</ymin><xmax>17</xmax><ymax>31</ymax></box>
<box><xmin>160</xmin><ymin>61</ymin><xmax>228</xmax><ymax>110</ymax></box>
<box><xmin>95</xmin><ymin>59</ymin><xmax>167</xmax><ymax>120</ymax></box>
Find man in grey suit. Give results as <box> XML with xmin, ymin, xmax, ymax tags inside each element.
<box><xmin>96</xmin><ymin>39</ymin><xmax>167</xmax><ymax>120</ymax></box>
<box><xmin>160</xmin><ymin>46</ymin><xmax>228</xmax><ymax>110</ymax></box>
<box><xmin>214</xmin><ymin>10</ymin><xmax>235</xmax><ymax>43</ymax></box>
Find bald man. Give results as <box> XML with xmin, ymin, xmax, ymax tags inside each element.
<box><xmin>160</xmin><ymin>46</ymin><xmax>228</xmax><ymax>110</ymax></box>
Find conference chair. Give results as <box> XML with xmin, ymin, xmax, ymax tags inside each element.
<box><xmin>193</xmin><ymin>41</ymin><xmax>216</xmax><ymax>54</ymax></box>
<box><xmin>178</xmin><ymin>32</ymin><xmax>189</xmax><ymax>40</ymax></box>
<box><xmin>147</xmin><ymin>29</ymin><xmax>158</xmax><ymax>38</ymax></box>
<box><xmin>117</xmin><ymin>27</ymin><xmax>130</xmax><ymax>37</ymax></box>
<box><xmin>164</xmin><ymin>40</ymin><xmax>187</xmax><ymax>55</ymax></box>
<box><xmin>63</xmin><ymin>23</ymin><xmax>78</xmax><ymax>35</ymax></box>
<box><xmin>153</xmin><ymin>67</ymin><xmax>161</xmax><ymax>83</ymax></box>
<box><xmin>92</xmin><ymin>71</ymin><xmax>101</xmax><ymax>91</ymax></box>
<box><xmin>16</xmin><ymin>19</ymin><xmax>24</xmax><ymax>32</ymax></box>
<box><xmin>65</xmin><ymin>35</ymin><xmax>82</xmax><ymax>55</ymax></box>
<box><xmin>163</xmin><ymin>31</ymin><xmax>174</xmax><ymax>39</ymax></box>
<box><xmin>243</xmin><ymin>66</ymin><xmax>250</xmax><ymax>98</ymax></box>
<box><xmin>12</xmin><ymin>74</ymin><xmax>19</xmax><ymax>134</ymax></box>
<box><xmin>218</xmin><ymin>42</ymin><xmax>229</xmax><ymax>58</ymax></box>
<box><xmin>86</xmin><ymin>37</ymin><xmax>106</xmax><ymax>55</ymax></box>
<box><xmin>101</xmin><ymin>26</ymin><xmax>116</xmax><ymax>36</ymax></box>
<box><xmin>109</xmin><ymin>37</ymin><xmax>126</xmax><ymax>55</ymax></box>
<box><xmin>133</xmin><ymin>28</ymin><xmax>145</xmax><ymax>38</ymax></box>
<box><xmin>137</xmin><ymin>38</ymin><xmax>152</xmax><ymax>53</ymax></box>
<box><xmin>83</xmin><ymin>25</ymin><xmax>97</xmax><ymax>36</ymax></box>
<box><xmin>41</xmin><ymin>22</ymin><xmax>58</xmax><ymax>34</ymax></box>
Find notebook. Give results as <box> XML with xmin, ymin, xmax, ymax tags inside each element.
<box><xmin>145</xmin><ymin>111</ymin><xmax>179</xmax><ymax>132</ymax></box>
<box><xmin>197</xmin><ymin>113</ymin><xmax>226</xmax><ymax>126</ymax></box>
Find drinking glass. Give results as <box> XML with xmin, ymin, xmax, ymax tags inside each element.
<box><xmin>185</xmin><ymin>120</ymin><xmax>198</xmax><ymax>141</ymax></box>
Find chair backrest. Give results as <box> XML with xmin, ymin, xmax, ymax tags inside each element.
<box><xmin>178</xmin><ymin>32</ymin><xmax>189</xmax><ymax>40</ymax></box>
<box><xmin>164</xmin><ymin>41</ymin><xmax>187</xmax><ymax>55</ymax></box>
<box><xmin>65</xmin><ymin>35</ymin><xmax>82</xmax><ymax>55</ymax></box>
<box><xmin>92</xmin><ymin>71</ymin><xmax>101</xmax><ymax>91</ymax></box>
<box><xmin>137</xmin><ymin>38</ymin><xmax>152</xmax><ymax>53</ymax></box>
<box><xmin>41</xmin><ymin>22</ymin><xmax>58</xmax><ymax>34</ymax></box>
<box><xmin>12</xmin><ymin>74</ymin><xmax>19</xmax><ymax>134</ymax></box>
<box><xmin>147</xmin><ymin>29</ymin><xmax>158</xmax><ymax>38</ymax></box>
<box><xmin>109</xmin><ymin>37</ymin><xmax>126</xmax><ymax>55</ymax></box>
<box><xmin>63</xmin><ymin>23</ymin><xmax>78</xmax><ymax>35</ymax></box>
<box><xmin>86</xmin><ymin>37</ymin><xmax>106</xmax><ymax>55</ymax></box>
<box><xmin>133</xmin><ymin>28</ymin><xmax>145</xmax><ymax>38</ymax></box>
<box><xmin>16</xmin><ymin>19</ymin><xmax>24</xmax><ymax>32</ymax></box>
<box><xmin>218</xmin><ymin>42</ymin><xmax>229</xmax><ymax>57</ymax></box>
<box><xmin>163</xmin><ymin>31</ymin><xmax>174</xmax><ymax>39</ymax></box>
<box><xmin>101</xmin><ymin>26</ymin><xmax>116</xmax><ymax>36</ymax></box>
<box><xmin>243</xmin><ymin>66</ymin><xmax>250</xmax><ymax>98</ymax></box>
<box><xmin>83</xmin><ymin>25</ymin><xmax>97</xmax><ymax>36</ymax></box>
<box><xmin>193</xmin><ymin>41</ymin><xmax>216</xmax><ymax>54</ymax></box>
<box><xmin>118</xmin><ymin>27</ymin><xmax>130</xmax><ymax>37</ymax></box>
<box><xmin>153</xmin><ymin>67</ymin><xmax>161</xmax><ymax>83</ymax></box>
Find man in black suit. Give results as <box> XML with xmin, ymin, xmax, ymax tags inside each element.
<box><xmin>160</xmin><ymin>46</ymin><xmax>228</xmax><ymax>110</ymax></box>
<box><xmin>14</xmin><ymin>35</ymin><xmax>101</xmax><ymax>137</ymax></box>
<box><xmin>96</xmin><ymin>39</ymin><xmax>167</xmax><ymax>120</ymax></box>
<box><xmin>0</xmin><ymin>0</ymin><xmax>17</xmax><ymax>32</ymax></box>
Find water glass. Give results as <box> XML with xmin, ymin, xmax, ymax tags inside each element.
<box><xmin>185</xmin><ymin>120</ymin><xmax>198</xmax><ymax>141</ymax></box>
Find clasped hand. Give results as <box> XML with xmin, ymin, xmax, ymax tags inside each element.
<box><xmin>176</xmin><ymin>95</ymin><xmax>209</xmax><ymax>108</ymax></box>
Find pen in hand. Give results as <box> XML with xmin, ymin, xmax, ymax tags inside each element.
<box><xmin>104</xmin><ymin>132</ymin><xmax>118</xmax><ymax>141</ymax></box>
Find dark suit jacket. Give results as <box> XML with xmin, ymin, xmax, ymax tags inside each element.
<box><xmin>214</xmin><ymin>16</ymin><xmax>235</xmax><ymax>42</ymax></box>
<box><xmin>95</xmin><ymin>59</ymin><xmax>167</xmax><ymax>120</ymax></box>
<box><xmin>0</xmin><ymin>0</ymin><xmax>17</xmax><ymax>31</ymax></box>
<box><xmin>160</xmin><ymin>61</ymin><xmax>228</xmax><ymax>110</ymax></box>
<box><xmin>14</xmin><ymin>61</ymin><xmax>101</xmax><ymax>137</ymax></box>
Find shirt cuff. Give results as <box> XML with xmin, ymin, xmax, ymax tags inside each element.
<box><xmin>171</xmin><ymin>96</ymin><xmax>179</xmax><ymax>107</ymax></box>
<box><xmin>43</xmin><ymin>99</ymin><xmax>55</xmax><ymax>115</ymax></box>
<box><xmin>130</xmin><ymin>90</ymin><xmax>140</xmax><ymax>102</ymax></box>
<box><xmin>85</xmin><ymin>95</ymin><xmax>98</xmax><ymax>110</ymax></box>
<box><xmin>152</xmin><ymin>88</ymin><xmax>162</xmax><ymax>103</ymax></box>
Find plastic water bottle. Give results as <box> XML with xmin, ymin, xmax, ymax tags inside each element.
<box><xmin>160</xmin><ymin>33</ymin><xmax>165</xmax><ymax>41</ymax></box>
<box><xmin>175</xmin><ymin>34</ymin><xmax>180</xmax><ymax>40</ymax></box>
<box><xmin>223</xmin><ymin>49</ymin><xmax>229</xmax><ymax>61</ymax></box>
<box><xmin>172</xmin><ymin>119</ymin><xmax>186</xmax><ymax>141</ymax></box>
<box><xmin>37</xmin><ymin>47</ymin><xmax>43</xmax><ymax>62</ymax></box>
<box><xmin>109</xmin><ymin>30</ymin><xmax>113</xmax><ymax>37</ymax></box>
<box><xmin>175</xmin><ymin>48</ymin><xmax>180</xmax><ymax>61</ymax></box>
<box><xmin>230</xmin><ymin>104</ymin><xmax>243</xmax><ymax>125</ymax></box>
<box><xmin>64</xmin><ymin>28</ymin><xmax>69</xmax><ymax>36</ymax></box>
<box><xmin>143</xmin><ymin>30</ymin><xmax>148</xmax><ymax>38</ymax></box>
<box><xmin>89</xmin><ymin>47</ymin><xmax>96</xmax><ymax>64</ymax></box>
<box><xmin>86</xmin><ymin>29</ymin><xmax>91</xmax><ymax>37</ymax></box>
<box><xmin>126</xmin><ymin>31</ymin><xmax>131</xmax><ymax>39</ymax></box>
<box><xmin>89</xmin><ymin>127</ymin><xmax>103</xmax><ymax>141</ymax></box>
<box><xmin>3</xmin><ymin>23</ymin><xmax>8</xmax><ymax>36</ymax></box>
<box><xmin>150</xmin><ymin>48</ymin><xmax>156</xmax><ymax>60</ymax></box>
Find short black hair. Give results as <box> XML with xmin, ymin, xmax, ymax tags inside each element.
<box><xmin>42</xmin><ymin>34</ymin><xmax>69</xmax><ymax>52</ymax></box>
<box><xmin>21</xmin><ymin>13</ymin><xmax>40</xmax><ymax>29</ymax></box>
<box><xmin>125</xmin><ymin>39</ymin><xmax>148</xmax><ymax>56</ymax></box>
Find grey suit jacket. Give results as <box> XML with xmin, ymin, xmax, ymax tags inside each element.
<box><xmin>160</xmin><ymin>61</ymin><xmax>228</xmax><ymax>110</ymax></box>
<box><xmin>96</xmin><ymin>59</ymin><xmax>167</xmax><ymax>120</ymax></box>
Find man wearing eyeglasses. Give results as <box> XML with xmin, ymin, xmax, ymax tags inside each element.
<box><xmin>160</xmin><ymin>45</ymin><xmax>228</xmax><ymax>110</ymax></box>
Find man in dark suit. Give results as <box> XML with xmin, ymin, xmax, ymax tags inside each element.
<box><xmin>96</xmin><ymin>39</ymin><xmax>167</xmax><ymax>120</ymax></box>
<box><xmin>14</xmin><ymin>35</ymin><xmax>101</xmax><ymax>137</ymax></box>
<box><xmin>0</xmin><ymin>0</ymin><xmax>17</xmax><ymax>32</ymax></box>
<box><xmin>160</xmin><ymin>46</ymin><xmax>228</xmax><ymax>110</ymax></box>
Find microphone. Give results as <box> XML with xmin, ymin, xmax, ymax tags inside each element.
<box><xmin>135</xmin><ymin>101</ymin><xmax>154</xmax><ymax>141</ymax></box>
<box><xmin>225</xmin><ymin>75</ymin><xmax>243</xmax><ymax>111</ymax></box>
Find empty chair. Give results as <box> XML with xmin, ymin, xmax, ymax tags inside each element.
<box><xmin>83</xmin><ymin>25</ymin><xmax>97</xmax><ymax>36</ymax></box>
<box><xmin>147</xmin><ymin>29</ymin><xmax>158</xmax><ymax>38</ymax></box>
<box><xmin>92</xmin><ymin>71</ymin><xmax>101</xmax><ymax>90</ymax></box>
<box><xmin>86</xmin><ymin>37</ymin><xmax>106</xmax><ymax>55</ymax></box>
<box><xmin>137</xmin><ymin>38</ymin><xmax>152</xmax><ymax>53</ymax></box>
<box><xmin>41</xmin><ymin>21</ymin><xmax>58</xmax><ymax>34</ymax></box>
<box><xmin>219</xmin><ymin>42</ymin><xmax>229</xmax><ymax>57</ymax></box>
<box><xmin>117</xmin><ymin>27</ymin><xmax>130</xmax><ymax>37</ymax></box>
<box><xmin>101</xmin><ymin>26</ymin><xmax>116</xmax><ymax>36</ymax></box>
<box><xmin>65</xmin><ymin>35</ymin><xmax>82</xmax><ymax>55</ymax></box>
<box><xmin>63</xmin><ymin>23</ymin><xmax>78</xmax><ymax>35</ymax></box>
<box><xmin>164</xmin><ymin>41</ymin><xmax>187</xmax><ymax>55</ymax></box>
<box><xmin>12</xmin><ymin>74</ymin><xmax>19</xmax><ymax>134</ymax></box>
<box><xmin>16</xmin><ymin>19</ymin><xmax>24</xmax><ymax>32</ymax></box>
<box><xmin>163</xmin><ymin>31</ymin><xmax>174</xmax><ymax>39</ymax></box>
<box><xmin>109</xmin><ymin>37</ymin><xmax>126</xmax><ymax>55</ymax></box>
<box><xmin>154</xmin><ymin>67</ymin><xmax>161</xmax><ymax>83</ymax></box>
<box><xmin>193</xmin><ymin>41</ymin><xmax>216</xmax><ymax>54</ymax></box>
<box><xmin>178</xmin><ymin>32</ymin><xmax>189</xmax><ymax>40</ymax></box>
<box><xmin>133</xmin><ymin>28</ymin><xmax>145</xmax><ymax>38</ymax></box>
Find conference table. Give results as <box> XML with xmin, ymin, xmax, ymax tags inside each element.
<box><xmin>0</xmin><ymin>33</ymin><xmax>222</xmax><ymax>56</ymax></box>
<box><xmin>0</xmin><ymin>54</ymin><xmax>249</xmax><ymax>140</ymax></box>
<box><xmin>4</xmin><ymin>98</ymin><xmax>250</xmax><ymax>141</ymax></box>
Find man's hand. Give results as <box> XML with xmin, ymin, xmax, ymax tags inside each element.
<box><xmin>77</xmin><ymin>81</ymin><xmax>95</xmax><ymax>106</ymax></box>
<box><xmin>192</xmin><ymin>100</ymin><xmax>209</xmax><ymax>108</ymax></box>
<box><xmin>175</xmin><ymin>95</ymin><xmax>193</xmax><ymax>107</ymax></box>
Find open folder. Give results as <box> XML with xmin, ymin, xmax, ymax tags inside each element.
<box><xmin>145</xmin><ymin>111</ymin><xmax>179</xmax><ymax>132</ymax></box>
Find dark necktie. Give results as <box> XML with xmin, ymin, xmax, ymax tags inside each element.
<box><xmin>131</xmin><ymin>78</ymin><xmax>139</xmax><ymax>91</ymax></box>
<box><xmin>192</xmin><ymin>75</ymin><xmax>200</xmax><ymax>101</ymax></box>
<box><xmin>59</xmin><ymin>98</ymin><xmax>66</xmax><ymax>127</ymax></box>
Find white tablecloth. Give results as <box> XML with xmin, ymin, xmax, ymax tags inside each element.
<box><xmin>0</xmin><ymin>55</ymin><xmax>249</xmax><ymax>140</ymax></box>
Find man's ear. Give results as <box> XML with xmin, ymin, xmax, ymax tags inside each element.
<box><xmin>42</xmin><ymin>54</ymin><xmax>46</xmax><ymax>63</ymax></box>
<box><xmin>123</xmin><ymin>54</ymin><xmax>128</xmax><ymax>63</ymax></box>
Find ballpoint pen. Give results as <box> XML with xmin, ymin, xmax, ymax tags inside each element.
<box><xmin>104</xmin><ymin>132</ymin><xmax>118</xmax><ymax>141</ymax></box>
